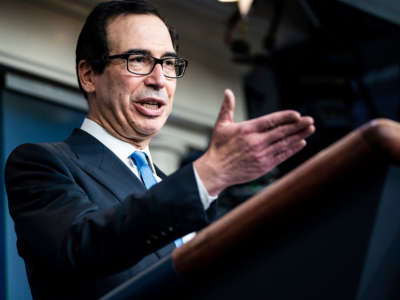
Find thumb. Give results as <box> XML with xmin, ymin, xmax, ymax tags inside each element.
<box><xmin>215</xmin><ymin>89</ymin><xmax>235</xmax><ymax>125</ymax></box>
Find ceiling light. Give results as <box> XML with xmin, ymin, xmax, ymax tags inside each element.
<box><xmin>238</xmin><ymin>0</ymin><xmax>254</xmax><ymax>16</ymax></box>
<box><xmin>218</xmin><ymin>0</ymin><xmax>254</xmax><ymax>17</ymax></box>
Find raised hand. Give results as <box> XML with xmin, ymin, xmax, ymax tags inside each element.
<box><xmin>194</xmin><ymin>89</ymin><xmax>315</xmax><ymax>195</ymax></box>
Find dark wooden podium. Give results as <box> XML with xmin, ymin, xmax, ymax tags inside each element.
<box><xmin>101</xmin><ymin>118</ymin><xmax>400</xmax><ymax>300</ymax></box>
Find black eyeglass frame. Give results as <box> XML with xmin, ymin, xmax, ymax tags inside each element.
<box><xmin>108</xmin><ymin>53</ymin><xmax>188</xmax><ymax>78</ymax></box>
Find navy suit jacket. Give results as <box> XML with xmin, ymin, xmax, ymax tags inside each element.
<box><xmin>5</xmin><ymin>129</ymin><xmax>216</xmax><ymax>300</ymax></box>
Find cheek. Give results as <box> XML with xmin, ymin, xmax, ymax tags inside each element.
<box><xmin>166</xmin><ymin>81</ymin><xmax>176</xmax><ymax>105</ymax></box>
<box><xmin>96</xmin><ymin>66</ymin><xmax>132</xmax><ymax>98</ymax></box>
<box><xmin>95</xmin><ymin>74</ymin><xmax>118</xmax><ymax>102</ymax></box>
<box><xmin>105</xmin><ymin>79</ymin><xmax>132</xmax><ymax>110</ymax></box>
<box><xmin>169</xmin><ymin>80</ymin><xmax>177</xmax><ymax>95</ymax></box>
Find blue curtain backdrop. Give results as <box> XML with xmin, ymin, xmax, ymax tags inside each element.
<box><xmin>1</xmin><ymin>88</ymin><xmax>85</xmax><ymax>300</ymax></box>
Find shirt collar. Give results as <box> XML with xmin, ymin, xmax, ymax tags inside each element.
<box><xmin>80</xmin><ymin>118</ymin><xmax>157</xmax><ymax>173</ymax></box>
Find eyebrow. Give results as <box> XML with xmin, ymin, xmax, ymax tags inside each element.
<box><xmin>122</xmin><ymin>48</ymin><xmax>177</xmax><ymax>58</ymax></box>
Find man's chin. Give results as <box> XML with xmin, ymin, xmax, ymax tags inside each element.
<box><xmin>128</xmin><ymin>118</ymin><xmax>165</xmax><ymax>139</ymax></box>
<box><xmin>135</xmin><ymin>125</ymin><xmax>161</xmax><ymax>138</ymax></box>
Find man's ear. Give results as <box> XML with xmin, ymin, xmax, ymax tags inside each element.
<box><xmin>78</xmin><ymin>60</ymin><xmax>96</xmax><ymax>94</ymax></box>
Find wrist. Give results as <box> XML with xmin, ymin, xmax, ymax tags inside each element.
<box><xmin>193</xmin><ymin>152</ymin><xmax>228</xmax><ymax>196</ymax></box>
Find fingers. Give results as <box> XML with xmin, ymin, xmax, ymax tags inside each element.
<box><xmin>246</xmin><ymin>110</ymin><xmax>302</xmax><ymax>133</ymax></box>
<box><xmin>215</xmin><ymin>89</ymin><xmax>235</xmax><ymax>126</ymax></box>
<box><xmin>262</xmin><ymin>124</ymin><xmax>315</xmax><ymax>155</ymax></box>
<box><xmin>272</xmin><ymin>140</ymin><xmax>307</xmax><ymax>166</ymax></box>
<box><xmin>260</xmin><ymin>117</ymin><xmax>314</xmax><ymax>146</ymax></box>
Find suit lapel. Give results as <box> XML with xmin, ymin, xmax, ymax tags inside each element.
<box><xmin>65</xmin><ymin>129</ymin><xmax>176</xmax><ymax>252</ymax></box>
<box><xmin>65</xmin><ymin>129</ymin><xmax>146</xmax><ymax>202</ymax></box>
<box><xmin>154</xmin><ymin>165</ymin><xmax>167</xmax><ymax>180</ymax></box>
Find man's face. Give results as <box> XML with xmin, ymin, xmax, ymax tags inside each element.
<box><xmin>89</xmin><ymin>14</ymin><xmax>177</xmax><ymax>147</ymax></box>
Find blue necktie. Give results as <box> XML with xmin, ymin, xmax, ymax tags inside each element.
<box><xmin>130</xmin><ymin>151</ymin><xmax>184</xmax><ymax>247</ymax></box>
<box><xmin>130</xmin><ymin>151</ymin><xmax>157</xmax><ymax>189</ymax></box>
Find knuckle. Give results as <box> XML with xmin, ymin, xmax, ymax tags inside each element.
<box><xmin>265</xmin><ymin>118</ymin><xmax>276</xmax><ymax>129</ymax></box>
<box><xmin>276</xmin><ymin>151</ymin><xmax>289</xmax><ymax>162</ymax></box>
<box><xmin>252</xmin><ymin>141</ymin><xmax>262</xmax><ymax>152</ymax></box>
<box><xmin>255</xmin><ymin>152</ymin><xmax>266</xmax><ymax>164</ymax></box>
<box><xmin>274</xmin><ymin>127</ymin><xmax>287</xmax><ymax>139</ymax></box>
<box><xmin>282</xmin><ymin>123</ymin><xmax>295</xmax><ymax>134</ymax></box>
<box><xmin>238</xmin><ymin>124</ymin><xmax>250</xmax><ymax>135</ymax></box>
<box><xmin>277</xmin><ymin>138</ymin><xmax>289</xmax><ymax>148</ymax></box>
<box><xmin>246</xmin><ymin>135</ymin><xmax>259</xmax><ymax>149</ymax></box>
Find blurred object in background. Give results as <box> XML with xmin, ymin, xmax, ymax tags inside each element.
<box><xmin>224</xmin><ymin>0</ymin><xmax>400</xmax><ymax>176</ymax></box>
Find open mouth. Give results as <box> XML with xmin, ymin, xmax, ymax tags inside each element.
<box><xmin>141</xmin><ymin>101</ymin><xmax>161</xmax><ymax>110</ymax></box>
<box><xmin>134</xmin><ymin>97</ymin><xmax>166</xmax><ymax>117</ymax></box>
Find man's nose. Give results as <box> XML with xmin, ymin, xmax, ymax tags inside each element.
<box><xmin>144</xmin><ymin>63</ymin><xmax>166</xmax><ymax>89</ymax></box>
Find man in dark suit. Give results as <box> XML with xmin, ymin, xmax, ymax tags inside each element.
<box><xmin>5</xmin><ymin>1</ymin><xmax>315</xmax><ymax>299</ymax></box>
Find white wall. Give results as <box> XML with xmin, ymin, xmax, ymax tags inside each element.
<box><xmin>0</xmin><ymin>0</ymin><xmax>82</xmax><ymax>86</ymax></box>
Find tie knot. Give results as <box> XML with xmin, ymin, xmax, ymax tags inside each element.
<box><xmin>131</xmin><ymin>151</ymin><xmax>149</xmax><ymax>169</ymax></box>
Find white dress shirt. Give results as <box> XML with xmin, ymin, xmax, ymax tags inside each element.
<box><xmin>80</xmin><ymin>118</ymin><xmax>217</xmax><ymax>244</ymax></box>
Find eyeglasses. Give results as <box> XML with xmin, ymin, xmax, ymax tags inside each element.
<box><xmin>108</xmin><ymin>53</ymin><xmax>188</xmax><ymax>78</ymax></box>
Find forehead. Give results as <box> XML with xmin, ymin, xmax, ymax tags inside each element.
<box><xmin>106</xmin><ymin>14</ymin><xmax>174</xmax><ymax>55</ymax></box>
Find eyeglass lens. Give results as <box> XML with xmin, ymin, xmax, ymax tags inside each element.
<box><xmin>127</xmin><ymin>54</ymin><xmax>185</xmax><ymax>77</ymax></box>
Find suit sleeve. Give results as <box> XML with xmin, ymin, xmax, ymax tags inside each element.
<box><xmin>5</xmin><ymin>143</ymin><xmax>215</xmax><ymax>276</ymax></box>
